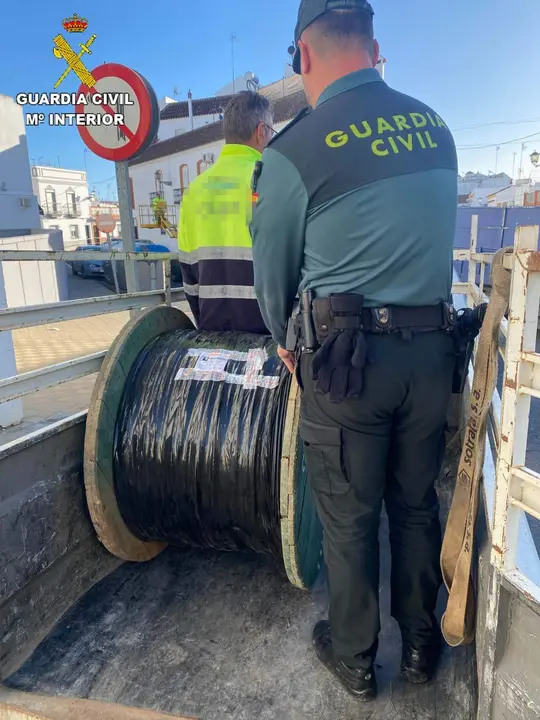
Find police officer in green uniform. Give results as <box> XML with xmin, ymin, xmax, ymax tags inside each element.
<box><xmin>251</xmin><ymin>0</ymin><xmax>459</xmax><ymax>702</ymax></box>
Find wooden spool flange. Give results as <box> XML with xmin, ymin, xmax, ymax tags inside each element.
<box><xmin>280</xmin><ymin>376</ymin><xmax>323</xmax><ymax>590</ymax></box>
<box><xmin>84</xmin><ymin>305</ymin><xmax>194</xmax><ymax>562</ymax></box>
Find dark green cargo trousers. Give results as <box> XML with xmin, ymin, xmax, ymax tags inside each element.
<box><xmin>299</xmin><ymin>330</ymin><xmax>455</xmax><ymax>669</ymax></box>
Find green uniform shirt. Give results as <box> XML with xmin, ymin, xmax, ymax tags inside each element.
<box><xmin>251</xmin><ymin>69</ymin><xmax>458</xmax><ymax>347</ymax></box>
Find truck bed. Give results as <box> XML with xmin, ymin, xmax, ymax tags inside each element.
<box><xmin>0</xmin><ymin>410</ymin><xmax>475</xmax><ymax>720</ymax></box>
<box><xmin>4</xmin><ymin>531</ymin><xmax>475</xmax><ymax>719</ymax></box>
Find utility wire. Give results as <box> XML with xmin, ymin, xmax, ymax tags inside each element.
<box><xmin>451</xmin><ymin>117</ymin><xmax>540</xmax><ymax>132</ymax></box>
<box><xmin>456</xmin><ymin>131</ymin><xmax>540</xmax><ymax>151</ymax></box>
<box><xmin>90</xmin><ymin>175</ymin><xmax>116</xmax><ymax>184</ymax></box>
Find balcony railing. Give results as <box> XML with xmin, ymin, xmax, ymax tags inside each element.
<box><xmin>63</xmin><ymin>203</ymin><xmax>82</xmax><ymax>218</ymax></box>
<box><xmin>43</xmin><ymin>202</ymin><xmax>62</xmax><ymax>218</ymax></box>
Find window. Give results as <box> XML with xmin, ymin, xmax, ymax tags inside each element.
<box><xmin>66</xmin><ymin>190</ymin><xmax>77</xmax><ymax>214</ymax></box>
<box><xmin>197</xmin><ymin>159</ymin><xmax>211</xmax><ymax>176</ymax></box>
<box><xmin>179</xmin><ymin>164</ymin><xmax>189</xmax><ymax>193</ymax></box>
<box><xmin>155</xmin><ymin>169</ymin><xmax>163</xmax><ymax>194</ymax></box>
<box><xmin>45</xmin><ymin>189</ymin><xmax>57</xmax><ymax>213</ymax></box>
<box><xmin>85</xmin><ymin>225</ymin><xmax>91</xmax><ymax>240</ymax></box>
<box><xmin>70</xmin><ymin>225</ymin><xmax>80</xmax><ymax>239</ymax></box>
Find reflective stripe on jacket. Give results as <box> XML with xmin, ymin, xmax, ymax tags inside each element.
<box><xmin>178</xmin><ymin>144</ymin><xmax>268</xmax><ymax>333</ymax></box>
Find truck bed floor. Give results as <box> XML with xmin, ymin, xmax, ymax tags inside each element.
<box><xmin>5</xmin><ymin>511</ymin><xmax>476</xmax><ymax>720</ymax></box>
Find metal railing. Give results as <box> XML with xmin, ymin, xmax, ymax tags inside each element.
<box><xmin>63</xmin><ymin>202</ymin><xmax>83</xmax><ymax>218</ymax></box>
<box><xmin>0</xmin><ymin>249</ymin><xmax>182</xmax><ymax>404</ymax></box>
<box><xmin>454</xmin><ymin>219</ymin><xmax>540</xmax><ymax>717</ymax></box>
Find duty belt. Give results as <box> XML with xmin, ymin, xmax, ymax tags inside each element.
<box><xmin>286</xmin><ymin>292</ymin><xmax>458</xmax><ymax>404</ymax></box>
<box><xmin>293</xmin><ymin>295</ymin><xmax>456</xmax><ymax>351</ymax></box>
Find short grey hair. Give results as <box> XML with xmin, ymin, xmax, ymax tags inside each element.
<box><xmin>223</xmin><ymin>91</ymin><xmax>273</xmax><ymax>144</ymax></box>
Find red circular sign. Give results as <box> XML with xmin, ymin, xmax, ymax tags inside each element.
<box><xmin>75</xmin><ymin>63</ymin><xmax>158</xmax><ymax>162</ymax></box>
<box><xmin>95</xmin><ymin>213</ymin><xmax>116</xmax><ymax>233</ymax></box>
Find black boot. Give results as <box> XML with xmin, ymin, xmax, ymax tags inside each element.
<box><xmin>313</xmin><ymin>621</ymin><xmax>377</xmax><ymax>701</ymax></box>
<box><xmin>400</xmin><ymin>634</ymin><xmax>442</xmax><ymax>684</ymax></box>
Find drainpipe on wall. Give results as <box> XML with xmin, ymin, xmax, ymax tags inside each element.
<box><xmin>188</xmin><ymin>90</ymin><xmax>194</xmax><ymax>131</ymax></box>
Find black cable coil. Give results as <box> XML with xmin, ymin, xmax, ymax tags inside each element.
<box><xmin>113</xmin><ymin>330</ymin><xmax>291</xmax><ymax>557</ymax></box>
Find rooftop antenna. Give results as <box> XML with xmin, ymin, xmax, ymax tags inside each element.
<box><xmin>245</xmin><ymin>71</ymin><xmax>259</xmax><ymax>92</ymax></box>
<box><xmin>173</xmin><ymin>86</ymin><xmax>179</xmax><ymax>100</ymax></box>
<box><xmin>231</xmin><ymin>34</ymin><xmax>237</xmax><ymax>93</ymax></box>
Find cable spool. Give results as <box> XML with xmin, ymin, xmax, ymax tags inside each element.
<box><xmin>84</xmin><ymin>306</ymin><xmax>323</xmax><ymax>589</ymax></box>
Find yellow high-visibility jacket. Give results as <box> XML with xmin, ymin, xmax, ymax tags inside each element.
<box><xmin>178</xmin><ymin>144</ymin><xmax>267</xmax><ymax>332</ymax></box>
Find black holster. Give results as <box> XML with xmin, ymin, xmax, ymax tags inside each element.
<box><xmin>452</xmin><ymin>303</ymin><xmax>488</xmax><ymax>394</ymax></box>
<box><xmin>305</xmin><ymin>293</ymin><xmax>368</xmax><ymax>403</ymax></box>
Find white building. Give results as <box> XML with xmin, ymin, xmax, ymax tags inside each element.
<box><xmin>129</xmin><ymin>82</ymin><xmax>307</xmax><ymax>248</ymax></box>
<box><xmin>487</xmin><ymin>179</ymin><xmax>540</xmax><ymax>208</ymax></box>
<box><xmin>31</xmin><ymin>165</ymin><xmax>93</xmax><ymax>246</ymax></box>
<box><xmin>0</xmin><ymin>96</ymin><xmax>67</xmax><ymax>429</ymax></box>
<box><xmin>457</xmin><ymin>172</ymin><xmax>513</xmax><ymax>207</ymax></box>
<box><xmin>0</xmin><ymin>95</ymin><xmax>41</xmax><ymax>237</ymax></box>
<box><xmin>89</xmin><ymin>199</ymin><xmax>121</xmax><ymax>243</ymax></box>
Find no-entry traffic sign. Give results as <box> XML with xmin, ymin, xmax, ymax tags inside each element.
<box><xmin>95</xmin><ymin>213</ymin><xmax>116</xmax><ymax>233</ymax></box>
<box><xmin>75</xmin><ymin>63</ymin><xmax>159</xmax><ymax>162</ymax></box>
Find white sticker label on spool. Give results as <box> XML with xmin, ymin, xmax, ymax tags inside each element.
<box><xmin>174</xmin><ymin>348</ymin><xmax>280</xmax><ymax>390</ymax></box>
<box><xmin>194</xmin><ymin>353</ymin><xmax>229</xmax><ymax>374</ymax></box>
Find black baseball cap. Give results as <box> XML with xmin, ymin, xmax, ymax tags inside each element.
<box><xmin>290</xmin><ymin>0</ymin><xmax>375</xmax><ymax>74</ymax></box>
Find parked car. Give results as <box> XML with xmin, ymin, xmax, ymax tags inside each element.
<box><xmin>68</xmin><ymin>245</ymin><xmax>105</xmax><ymax>278</ymax></box>
<box><xmin>102</xmin><ymin>241</ymin><xmax>176</xmax><ymax>292</ymax></box>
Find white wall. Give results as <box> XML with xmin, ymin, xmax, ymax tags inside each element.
<box><xmin>0</xmin><ymin>95</ymin><xmax>43</xmax><ymax>427</ymax></box>
<box><xmin>0</xmin><ymin>262</ymin><xmax>22</xmax><ymax>428</ymax></box>
<box><xmin>488</xmin><ymin>181</ymin><xmax>540</xmax><ymax>208</ymax></box>
<box><xmin>31</xmin><ymin>166</ymin><xmax>92</xmax><ymax>246</ymax></box>
<box><xmin>0</xmin><ymin>230</ymin><xmax>68</xmax><ymax>307</ymax></box>
<box><xmin>130</xmin><ymin>119</ymin><xmax>292</xmax><ymax>249</ymax></box>
<box><xmin>0</xmin><ymin>95</ymin><xmax>41</xmax><ymax>236</ymax></box>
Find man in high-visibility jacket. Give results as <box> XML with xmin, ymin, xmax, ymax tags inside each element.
<box><xmin>178</xmin><ymin>91</ymin><xmax>274</xmax><ymax>332</ymax></box>
<box><xmin>152</xmin><ymin>196</ymin><xmax>167</xmax><ymax>224</ymax></box>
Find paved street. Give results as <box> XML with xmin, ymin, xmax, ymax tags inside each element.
<box><xmin>0</xmin><ymin>272</ymin><xmax>189</xmax><ymax>446</ymax></box>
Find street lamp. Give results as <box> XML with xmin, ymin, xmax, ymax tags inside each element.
<box><xmin>531</xmin><ymin>150</ymin><xmax>540</xmax><ymax>168</ymax></box>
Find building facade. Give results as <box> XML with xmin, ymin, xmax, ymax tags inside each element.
<box><xmin>0</xmin><ymin>96</ymin><xmax>66</xmax><ymax>428</ymax></box>
<box><xmin>31</xmin><ymin>166</ymin><xmax>93</xmax><ymax>246</ymax></box>
<box><xmin>457</xmin><ymin>172</ymin><xmax>513</xmax><ymax>207</ymax></box>
<box><xmin>488</xmin><ymin>179</ymin><xmax>540</xmax><ymax>208</ymax></box>
<box><xmin>0</xmin><ymin>95</ymin><xmax>41</xmax><ymax>237</ymax></box>
<box><xmin>89</xmin><ymin>199</ymin><xmax>121</xmax><ymax>243</ymax></box>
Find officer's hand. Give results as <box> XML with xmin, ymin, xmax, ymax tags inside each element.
<box><xmin>278</xmin><ymin>346</ymin><xmax>296</xmax><ymax>374</ymax></box>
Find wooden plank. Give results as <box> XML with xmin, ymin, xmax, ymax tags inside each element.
<box><xmin>0</xmin><ymin>689</ymin><xmax>197</xmax><ymax>719</ymax></box>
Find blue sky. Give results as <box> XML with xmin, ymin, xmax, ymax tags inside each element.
<box><xmin>1</xmin><ymin>0</ymin><xmax>539</xmax><ymax>200</ymax></box>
